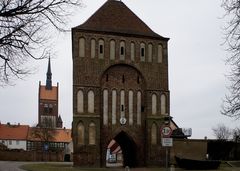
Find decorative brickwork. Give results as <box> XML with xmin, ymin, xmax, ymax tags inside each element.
<box><xmin>72</xmin><ymin>0</ymin><xmax>170</xmax><ymax>167</ymax></box>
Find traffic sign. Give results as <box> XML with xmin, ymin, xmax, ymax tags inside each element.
<box><xmin>161</xmin><ymin>126</ymin><xmax>172</xmax><ymax>137</ymax></box>
<box><xmin>162</xmin><ymin>138</ymin><xmax>173</xmax><ymax>147</ymax></box>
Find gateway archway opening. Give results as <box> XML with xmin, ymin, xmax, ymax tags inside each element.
<box><xmin>106</xmin><ymin>131</ymin><xmax>137</xmax><ymax>167</ymax></box>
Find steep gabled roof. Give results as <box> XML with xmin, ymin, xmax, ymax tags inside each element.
<box><xmin>28</xmin><ymin>127</ymin><xmax>71</xmax><ymax>143</ymax></box>
<box><xmin>0</xmin><ymin>124</ymin><xmax>29</xmax><ymax>140</ymax></box>
<box><xmin>74</xmin><ymin>0</ymin><xmax>168</xmax><ymax>40</ymax></box>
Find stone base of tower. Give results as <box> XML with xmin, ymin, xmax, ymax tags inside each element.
<box><xmin>146</xmin><ymin>146</ymin><xmax>170</xmax><ymax>167</ymax></box>
<box><xmin>73</xmin><ymin>147</ymin><xmax>101</xmax><ymax>167</ymax></box>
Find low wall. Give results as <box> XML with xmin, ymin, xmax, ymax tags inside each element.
<box><xmin>0</xmin><ymin>150</ymin><xmax>64</xmax><ymax>161</ymax></box>
<box><xmin>170</xmin><ymin>139</ymin><xmax>208</xmax><ymax>164</ymax></box>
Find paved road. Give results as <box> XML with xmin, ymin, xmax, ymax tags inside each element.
<box><xmin>0</xmin><ymin>161</ymin><xmax>27</xmax><ymax>171</ymax></box>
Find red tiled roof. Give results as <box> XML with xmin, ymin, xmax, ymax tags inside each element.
<box><xmin>39</xmin><ymin>85</ymin><xmax>57</xmax><ymax>100</ymax></box>
<box><xmin>74</xmin><ymin>0</ymin><xmax>168</xmax><ymax>40</ymax></box>
<box><xmin>28</xmin><ymin>127</ymin><xmax>71</xmax><ymax>143</ymax></box>
<box><xmin>0</xmin><ymin>124</ymin><xmax>29</xmax><ymax>140</ymax></box>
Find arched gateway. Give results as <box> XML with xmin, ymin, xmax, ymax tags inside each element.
<box><xmin>72</xmin><ymin>0</ymin><xmax>171</xmax><ymax>167</ymax></box>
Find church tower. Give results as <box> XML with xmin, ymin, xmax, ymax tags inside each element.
<box><xmin>38</xmin><ymin>58</ymin><xmax>63</xmax><ymax>128</ymax></box>
<box><xmin>72</xmin><ymin>0</ymin><xmax>170</xmax><ymax>167</ymax></box>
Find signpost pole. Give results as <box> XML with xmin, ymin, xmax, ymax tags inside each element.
<box><xmin>166</xmin><ymin>147</ymin><xmax>168</xmax><ymax>171</ymax></box>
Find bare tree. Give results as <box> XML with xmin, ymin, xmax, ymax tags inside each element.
<box><xmin>233</xmin><ymin>127</ymin><xmax>240</xmax><ymax>142</ymax></box>
<box><xmin>0</xmin><ymin>0</ymin><xmax>82</xmax><ymax>85</ymax></box>
<box><xmin>212</xmin><ymin>123</ymin><xmax>232</xmax><ymax>141</ymax></box>
<box><xmin>31</xmin><ymin>117</ymin><xmax>57</xmax><ymax>151</ymax></box>
<box><xmin>221</xmin><ymin>0</ymin><xmax>240</xmax><ymax>119</ymax></box>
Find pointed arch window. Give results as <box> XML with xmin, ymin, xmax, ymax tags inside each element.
<box><xmin>152</xmin><ymin>94</ymin><xmax>157</xmax><ymax>115</ymax></box>
<box><xmin>151</xmin><ymin>123</ymin><xmax>157</xmax><ymax>145</ymax></box>
<box><xmin>161</xmin><ymin>94</ymin><xmax>167</xmax><ymax>114</ymax></box>
<box><xmin>88</xmin><ymin>90</ymin><xmax>94</xmax><ymax>113</ymax></box>
<box><xmin>77</xmin><ymin>122</ymin><xmax>84</xmax><ymax>145</ymax></box>
<box><xmin>77</xmin><ymin>90</ymin><xmax>84</xmax><ymax>113</ymax></box>
<box><xmin>79</xmin><ymin>37</ymin><xmax>85</xmax><ymax>58</ymax></box>
<box><xmin>89</xmin><ymin>122</ymin><xmax>96</xmax><ymax>145</ymax></box>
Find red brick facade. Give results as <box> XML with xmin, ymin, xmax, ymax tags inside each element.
<box><xmin>72</xmin><ymin>0</ymin><xmax>170</xmax><ymax>167</ymax></box>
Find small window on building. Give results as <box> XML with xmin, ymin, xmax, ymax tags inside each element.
<box><xmin>140</xmin><ymin>43</ymin><xmax>145</xmax><ymax>62</ymax></box>
<box><xmin>120</xmin><ymin>41</ymin><xmax>125</xmax><ymax>60</ymax></box>
<box><xmin>16</xmin><ymin>140</ymin><xmax>19</xmax><ymax>145</ymax></box>
<box><xmin>98</xmin><ymin>39</ymin><xmax>104</xmax><ymax>59</ymax></box>
<box><xmin>9</xmin><ymin>140</ymin><xmax>12</xmax><ymax>145</ymax></box>
<box><xmin>122</xmin><ymin>75</ymin><xmax>125</xmax><ymax>83</ymax></box>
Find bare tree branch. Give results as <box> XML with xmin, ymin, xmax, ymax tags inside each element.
<box><xmin>0</xmin><ymin>0</ymin><xmax>82</xmax><ymax>85</ymax></box>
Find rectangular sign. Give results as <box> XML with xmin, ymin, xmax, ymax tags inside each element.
<box><xmin>161</xmin><ymin>138</ymin><xmax>173</xmax><ymax>147</ymax></box>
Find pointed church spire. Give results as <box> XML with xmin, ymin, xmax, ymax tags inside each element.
<box><xmin>46</xmin><ymin>57</ymin><xmax>52</xmax><ymax>90</ymax></box>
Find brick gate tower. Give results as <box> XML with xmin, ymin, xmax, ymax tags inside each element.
<box><xmin>72</xmin><ymin>0</ymin><xmax>170</xmax><ymax>167</ymax></box>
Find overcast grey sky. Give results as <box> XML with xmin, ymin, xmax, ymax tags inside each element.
<box><xmin>0</xmin><ymin>0</ymin><xmax>238</xmax><ymax>139</ymax></box>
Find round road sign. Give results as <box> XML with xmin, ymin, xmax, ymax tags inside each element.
<box><xmin>161</xmin><ymin>126</ymin><xmax>172</xmax><ymax>137</ymax></box>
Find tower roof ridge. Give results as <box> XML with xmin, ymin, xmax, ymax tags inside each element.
<box><xmin>73</xmin><ymin>0</ymin><xmax>168</xmax><ymax>40</ymax></box>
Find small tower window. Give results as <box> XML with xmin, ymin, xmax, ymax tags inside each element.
<box><xmin>131</xmin><ymin>42</ymin><xmax>135</xmax><ymax>61</ymax></box>
<box><xmin>106</xmin><ymin>74</ymin><xmax>108</xmax><ymax>82</ymax></box>
<box><xmin>120</xmin><ymin>41</ymin><xmax>125</xmax><ymax>60</ymax></box>
<box><xmin>140</xmin><ymin>42</ymin><xmax>145</xmax><ymax>62</ymax></box>
<box><xmin>98</xmin><ymin>39</ymin><xmax>104</xmax><ymax>59</ymax></box>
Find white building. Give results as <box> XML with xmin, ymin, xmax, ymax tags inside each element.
<box><xmin>0</xmin><ymin>123</ymin><xmax>29</xmax><ymax>150</ymax></box>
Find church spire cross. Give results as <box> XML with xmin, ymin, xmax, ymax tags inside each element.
<box><xmin>46</xmin><ymin>57</ymin><xmax>52</xmax><ymax>90</ymax></box>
